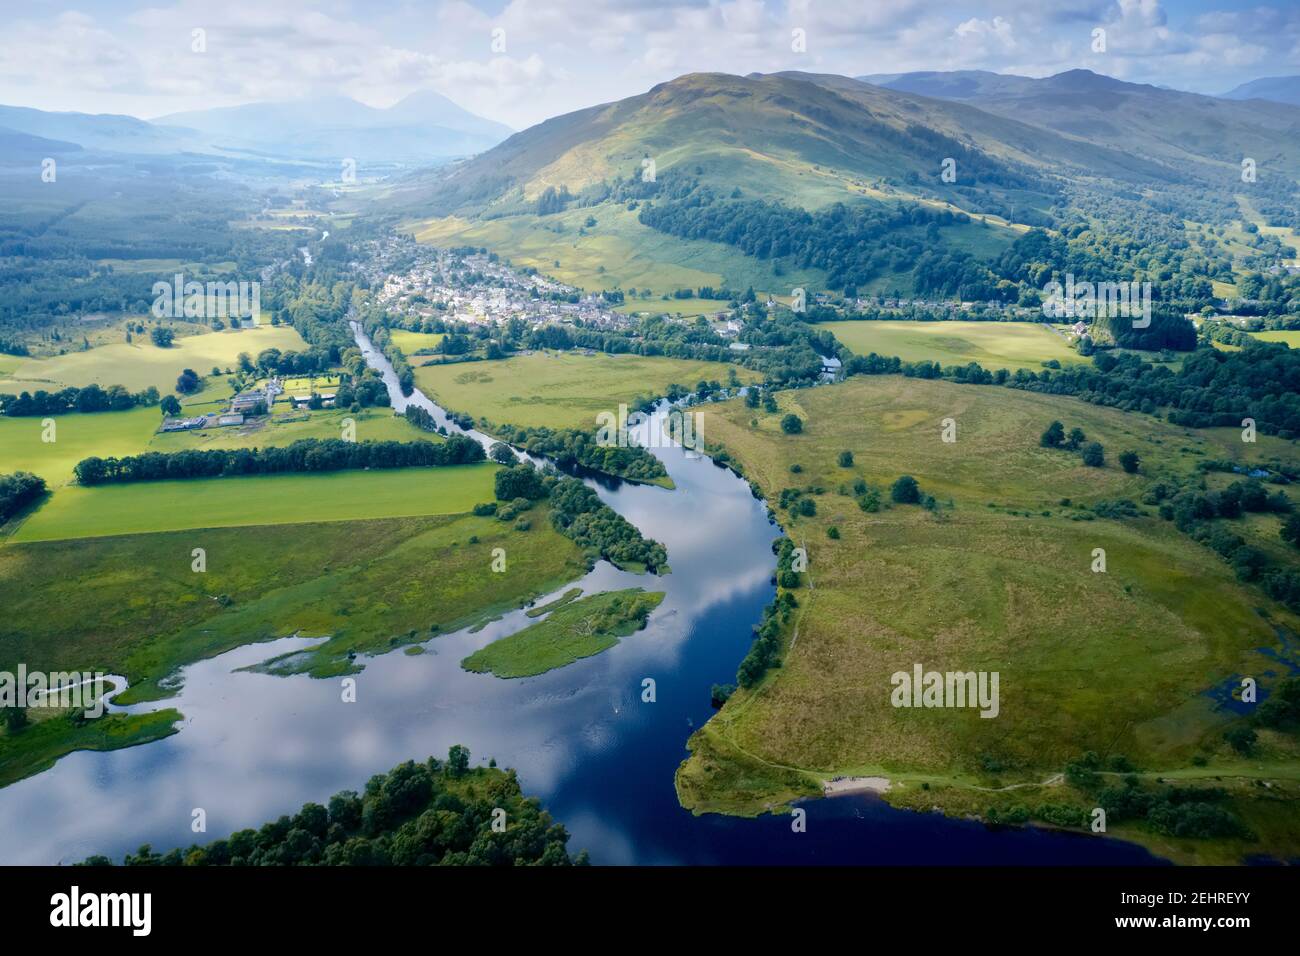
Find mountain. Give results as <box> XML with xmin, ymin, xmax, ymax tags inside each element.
<box><xmin>392</xmin><ymin>70</ymin><xmax>1170</xmax><ymax>219</ymax></box>
<box><xmin>0</xmin><ymin>104</ymin><xmax>189</xmax><ymax>154</ymax></box>
<box><xmin>855</xmin><ymin>68</ymin><xmax>1300</xmax><ymax>178</ymax></box>
<box><xmin>1221</xmin><ymin>76</ymin><xmax>1300</xmax><ymax>106</ymax></box>
<box><xmin>0</xmin><ymin>126</ymin><xmax>82</xmax><ymax>162</ymax></box>
<box><xmin>857</xmin><ymin>70</ymin><xmax>1038</xmax><ymax>100</ymax></box>
<box><xmin>154</xmin><ymin>93</ymin><xmax>512</xmax><ymax>163</ymax></box>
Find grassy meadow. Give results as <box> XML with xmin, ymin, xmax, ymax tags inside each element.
<box><xmin>409</xmin><ymin>202</ymin><xmax>826</xmax><ymax>297</ymax></box>
<box><xmin>389</xmin><ymin>330</ymin><xmax>445</xmax><ymax>354</ymax></box>
<box><xmin>676</xmin><ymin>375</ymin><xmax>1300</xmax><ymax>861</ymax></box>
<box><xmin>9</xmin><ymin>463</ymin><xmax>499</xmax><ymax>543</ymax></box>
<box><xmin>825</xmin><ymin>320</ymin><xmax>1082</xmax><ymax>371</ymax></box>
<box><xmin>0</xmin><ymin>326</ymin><xmax>307</xmax><ymax>395</ymax></box>
<box><xmin>415</xmin><ymin>350</ymin><xmax>760</xmax><ymax>431</ymax></box>
<box><xmin>462</xmin><ymin>588</ymin><xmax>665</xmax><ymax>678</ymax></box>
<box><xmin>0</xmin><ymin>509</ymin><xmax>589</xmax><ymax>702</ymax></box>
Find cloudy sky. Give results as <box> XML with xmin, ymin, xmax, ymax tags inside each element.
<box><xmin>1</xmin><ymin>0</ymin><xmax>1296</xmax><ymax>129</ymax></box>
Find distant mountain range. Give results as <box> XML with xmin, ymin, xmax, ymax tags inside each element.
<box><xmin>0</xmin><ymin>91</ymin><xmax>512</xmax><ymax>164</ymax></box>
<box><xmin>154</xmin><ymin>91</ymin><xmax>512</xmax><ymax>162</ymax></box>
<box><xmin>857</xmin><ymin>68</ymin><xmax>1300</xmax><ymax>179</ymax></box>
<box><xmin>1220</xmin><ymin>75</ymin><xmax>1300</xmax><ymax>106</ymax></box>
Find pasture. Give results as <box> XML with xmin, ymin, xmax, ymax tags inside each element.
<box><xmin>0</xmin><ymin>326</ymin><xmax>308</xmax><ymax>395</ymax></box>
<box><xmin>389</xmin><ymin>330</ymin><xmax>446</xmax><ymax>354</ymax></box>
<box><xmin>415</xmin><ymin>350</ymin><xmax>760</xmax><ymax>431</ymax></box>
<box><xmin>824</xmin><ymin>320</ymin><xmax>1082</xmax><ymax>372</ymax></box>
<box><xmin>9</xmin><ymin>463</ymin><xmax>499</xmax><ymax>542</ymax></box>
<box><xmin>679</xmin><ymin>375</ymin><xmax>1299</xmax><ymax>849</ymax></box>
<box><xmin>409</xmin><ymin>203</ymin><xmax>825</xmax><ymax>297</ymax></box>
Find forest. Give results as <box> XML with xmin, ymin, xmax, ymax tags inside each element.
<box><xmin>79</xmin><ymin>750</ymin><xmax>584</xmax><ymax>866</ymax></box>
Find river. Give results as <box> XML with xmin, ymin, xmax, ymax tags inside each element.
<box><xmin>0</xmin><ymin>327</ymin><xmax>1163</xmax><ymax>865</ymax></box>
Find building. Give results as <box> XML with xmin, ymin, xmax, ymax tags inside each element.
<box><xmin>159</xmin><ymin>416</ymin><xmax>206</xmax><ymax>432</ymax></box>
<box><xmin>230</xmin><ymin>390</ymin><xmax>268</xmax><ymax>415</ymax></box>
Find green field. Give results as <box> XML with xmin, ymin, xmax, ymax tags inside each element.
<box><xmin>462</xmin><ymin>588</ymin><xmax>664</xmax><ymax>678</ymax></box>
<box><xmin>415</xmin><ymin>350</ymin><xmax>760</xmax><ymax>431</ymax></box>
<box><xmin>0</xmin><ymin>326</ymin><xmax>307</xmax><ymax>395</ymax></box>
<box><xmin>389</xmin><ymin>330</ymin><xmax>446</xmax><ymax>354</ymax></box>
<box><xmin>9</xmin><ymin>464</ymin><xmax>499</xmax><ymax>542</ymax></box>
<box><xmin>0</xmin><ymin>509</ymin><xmax>589</xmax><ymax>705</ymax></box>
<box><xmin>1250</xmin><ymin>330</ymin><xmax>1300</xmax><ymax>347</ymax></box>
<box><xmin>824</xmin><ymin>320</ymin><xmax>1082</xmax><ymax>371</ymax></box>
<box><xmin>411</xmin><ymin>203</ymin><xmax>826</xmax><ymax>297</ymax></box>
<box><xmin>146</xmin><ymin>407</ymin><xmax>434</xmax><ymax>453</ymax></box>
<box><xmin>0</xmin><ymin>405</ymin><xmax>159</xmax><ymax>486</ymax></box>
<box><xmin>676</xmin><ymin>375</ymin><xmax>1300</xmax><ymax>862</ymax></box>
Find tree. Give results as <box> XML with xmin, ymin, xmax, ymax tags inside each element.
<box><xmin>1281</xmin><ymin>513</ymin><xmax>1300</xmax><ymax>549</ymax></box>
<box><xmin>3</xmin><ymin>706</ymin><xmax>27</xmax><ymax>734</ymax></box>
<box><xmin>1040</xmin><ymin>421</ymin><xmax>1065</xmax><ymax>448</ymax></box>
<box><xmin>1224</xmin><ymin>725</ymin><xmax>1256</xmax><ymax>755</ymax></box>
<box><xmin>160</xmin><ymin>395</ymin><xmax>182</xmax><ymax>417</ymax></box>
<box><xmin>1066</xmin><ymin>427</ymin><xmax>1087</xmax><ymax>451</ymax></box>
<box><xmin>780</xmin><ymin>414</ymin><xmax>803</xmax><ymax>434</ymax></box>
<box><xmin>837</xmin><ymin>450</ymin><xmax>854</xmax><ymax>467</ymax></box>
<box><xmin>150</xmin><ymin>327</ymin><xmax>175</xmax><ymax>348</ymax></box>
<box><xmin>1119</xmin><ymin>450</ymin><xmax>1140</xmax><ymax>474</ymax></box>
<box><xmin>488</xmin><ymin>442</ymin><xmax>515</xmax><ymax>465</ymax></box>
<box><xmin>891</xmin><ymin>475</ymin><xmax>920</xmax><ymax>504</ymax></box>
<box><xmin>176</xmin><ymin>369</ymin><xmax>201</xmax><ymax>394</ymax></box>
<box><xmin>1081</xmin><ymin>442</ymin><xmax>1105</xmax><ymax>467</ymax></box>
<box><xmin>446</xmin><ymin>744</ymin><xmax>470</xmax><ymax>777</ymax></box>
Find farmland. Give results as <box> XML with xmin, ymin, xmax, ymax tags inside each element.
<box><xmin>409</xmin><ymin>203</ymin><xmax>826</xmax><ymax>297</ymax></box>
<box><xmin>389</xmin><ymin>330</ymin><xmax>445</xmax><ymax>354</ymax></box>
<box><xmin>0</xmin><ymin>326</ymin><xmax>308</xmax><ymax>395</ymax></box>
<box><xmin>823</xmin><ymin>320</ymin><xmax>1083</xmax><ymax>371</ymax></box>
<box><xmin>676</xmin><ymin>374</ymin><xmax>1300</xmax><ymax>862</ymax></box>
<box><xmin>9</xmin><ymin>463</ymin><xmax>499</xmax><ymax>543</ymax></box>
<box><xmin>414</xmin><ymin>350</ymin><xmax>760</xmax><ymax>431</ymax></box>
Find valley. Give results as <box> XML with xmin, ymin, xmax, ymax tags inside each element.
<box><xmin>2</xmin><ymin>46</ymin><xmax>1300</xmax><ymax>876</ymax></box>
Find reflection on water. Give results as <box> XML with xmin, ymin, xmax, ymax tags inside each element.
<box><xmin>0</xmin><ymin>329</ymin><xmax>1163</xmax><ymax>866</ymax></box>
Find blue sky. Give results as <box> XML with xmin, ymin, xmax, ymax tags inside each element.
<box><xmin>0</xmin><ymin>1</ymin><xmax>1296</xmax><ymax>127</ymax></box>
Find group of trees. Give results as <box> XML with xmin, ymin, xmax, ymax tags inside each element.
<box><xmin>489</xmin><ymin>463</ymin><xmax>668</xmax><ymax>571</ymax></box>
<box><xmin>491</xmin><ymin>425</ymin><xmax>669</xmax><ymax>485</ymax></box>
<box><xmin>73</xmin><ymin>435</ymin><xmax>485</xmax><ymax>486</ymax></box>
<box><xmin>0</xmin><ymin>471</ymin><xmax>46</xmax><ymax>522</ymax></box>
<box><xmin>0</xmin><ymin>383</ymin><xmax>159</xmax><ymax>417</ymax></box>
<box><xmin>81</xmin><ymin>749</ymin><xmax>584</xmax><ymax>867</ymax></box>
<box><xmin>1039</xmin><ymin>420</ymin><xmax>1108</xmax><ymax>467</ymax></box>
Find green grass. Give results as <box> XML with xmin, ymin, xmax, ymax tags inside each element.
<box><xmin>676</xmin><ymin>375</ymin><xmax>1300</xmax><ymax>861</ymax></box>
<box><xmin>1249</xmin><ymin>330</ymin><xmax>1300</xmax><ymax>347</ymax></box>
<box><xmin>415</xmin><ymin>350</ymin><xmax>760</xmax><ymax>431</ymax></box>
<box><xmin>0</xmin><ymin>405</ymin><xmax>160</xmax><ymax>486</ymax></box>
<box><xmin>410</xmin><ymin>203</ymin><xmax>826</xmax><ymax>297</ymax></box>
<box><xmin>0</xmin><ymin>510</ymin><xmax>589</xmax><ymax>702</ymax></box>
<box><xmin>825</xmin><ymin>320</ymin><xmax>1083</xmax><ymax>372</ymax></box>
<box><xmin>0</xmin><ymin>326</ymin><xmax>308</xmax><ymax>395</ymax></box>
<box><xmin>146</xmin><ymin>407</ymin><xmax>435</xmax><ymax>453</ymax></box>
<box><xmin>389</xmin><ymin>330</ymin><xmax>446</xmax><ymax>354</ymax></box>
<box><xmin>8</xmin><ymin>464</ymin><xmax>500</xmax><ymax>543</ymax></box>
<box><xmin>462</xmin><ymin>588</ymin><xmax>665</xmax><ymax>678</ymax></box>
<box><xmin>0</xmin><ymin>709</ymin><xmax>182</xmax><ymax>789</ymax></box>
